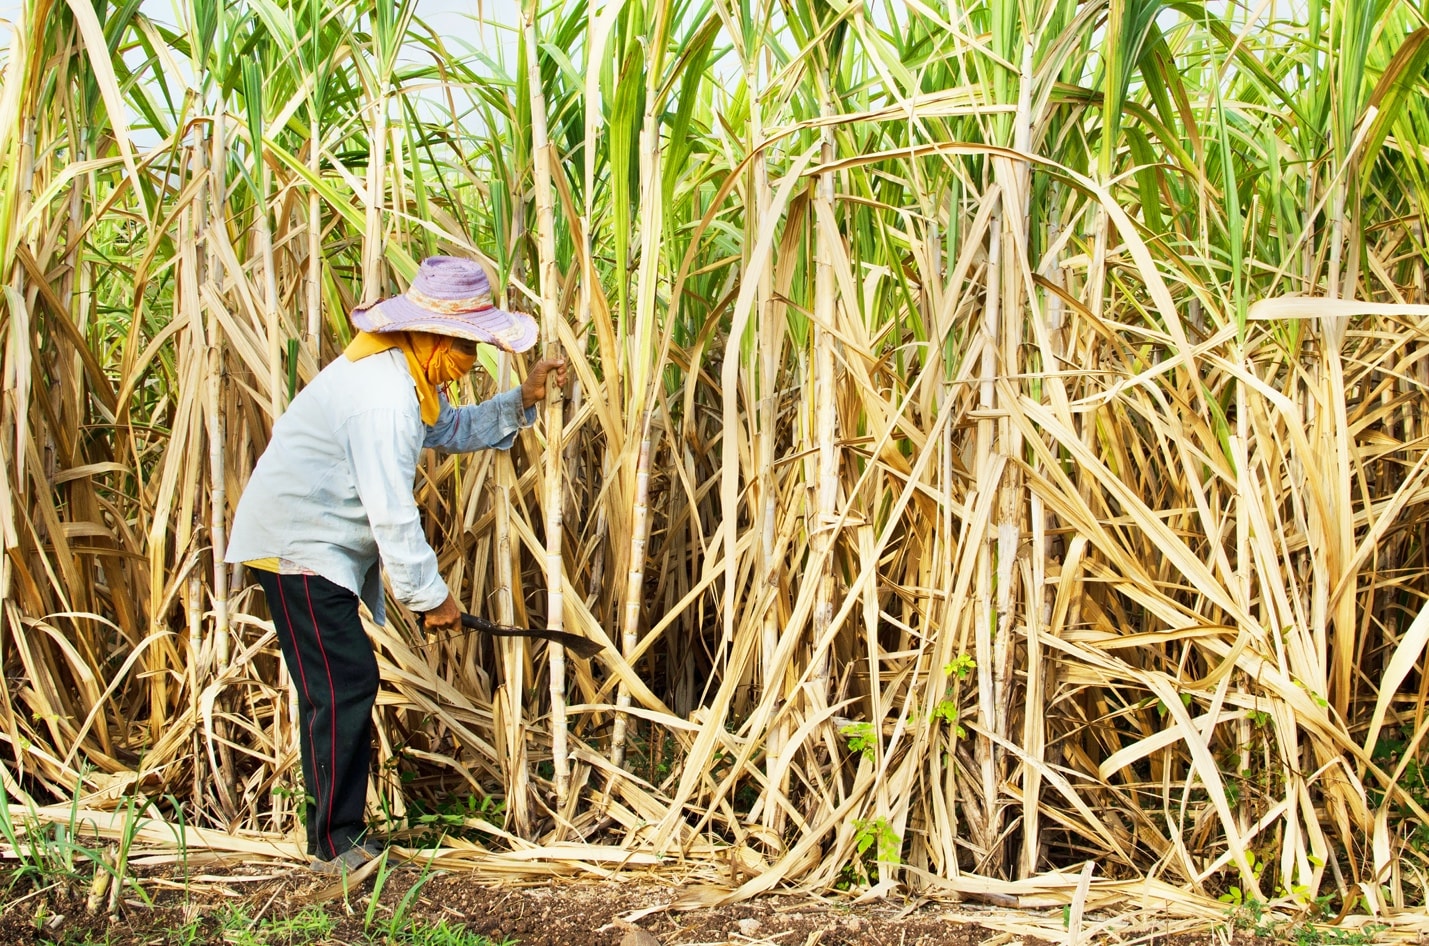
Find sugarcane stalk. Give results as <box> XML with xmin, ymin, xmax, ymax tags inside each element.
<box><xmin>985</xmin><ymin>39</ymin><xmax>1033</xmax><ymax>877</ymax></box>
<box><xmin>362</xmin><ymin>89</ymin><xmax>386</xmax><ymax>305</ymax></box>
<box><xmin>612</xmin><ymin>413</ymin><xmax>655</xmax><ymax>768</ymax></box>
<box><xmin>973</xmin><ymin>192</ymin><xmax>1002</xmax><ymax>865</ymax></box>
<box><xmin>809</xmin><ymin>73</ymin><xmax>838</xmax><ymax>706</ymax></box>
<box><xmin>493</xmin><ymin>432</ymin><xmax>531</xmax><ymax>834</ymax></box>
<box><xmin>609</xmin><ymin>0</ymin><xmax>668</xmax><ymax>766</ymax></box>
<box><xmin>305</xmin><ymin>135</ymin><xmax>321</xmax><ymax>349</ymax></box>
<box><xmin>750</xmin><ymin>48</ymin><xmax>787</xmax><ymax>835</ymax></box>
<box><xmin>1010</xmin><ymin>40</ymin><xmax>1045</xmax><ymax>880</ymax></box>
<box><xmin>195</xmin><ymin>93</ymin><xmax>241</xmax><ymax>817</ymax></box>
<box><xmin>492</xmin><ymin>295</ymin><xmax>532</xmax><ymax>836</ymax></box>
<box><xmin>190</xmin><ymin>138</ymin><xmax>229</xmax><ymax>669</ymax></box>
<box><xmin>629</xmin><ymin>6</ymin><xmax>667</xmax><ymax>416</ymax></box>
<box><xmin>178</xmin><ymin>184</ymin><xmax>203</xmax><ymax>673</ymax></box>
<box><xmin>523</xmin><ymin>0</ymin><xmax>569</xmax><ymax>806</ymax></box>
<box><xmin>575</xmin><ymin>7</ymin><xmax>603</xmax><ymax>622</ymax></box>
<box><xmin>257</xmin><ymin>169</ymin><xmax>282</xmax><ymax>419</ymax></box>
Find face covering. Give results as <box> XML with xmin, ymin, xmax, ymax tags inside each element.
<box><xmin>410</xmin><ymin>332</ymin><xmax>477</xmax><ymax>384</ymax></box>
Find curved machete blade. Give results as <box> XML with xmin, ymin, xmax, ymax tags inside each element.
<box><xmin>459</xmin><ymin>613</ymin><xmax>603</xmax><ymax>659</ymax></box>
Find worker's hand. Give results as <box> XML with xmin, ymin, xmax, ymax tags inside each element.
<box><xmin>421</xmin><ymin>593</ymin><xmax>462</xmax><ymax>634</ymax></box>
<box><xmin>521</xmin><ymin>357</ymin><xmax>568</xmax><ymax>408</ymax></box>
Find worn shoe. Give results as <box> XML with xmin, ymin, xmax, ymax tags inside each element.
<box><xmin>310</xmin><ymin>843</ymin><xmax>380</xmax><ymax>875</ymax></box>
<box><xmin>306</xmin><ymin>836</ymin><xmax>383</xmax><ymax>858</ymax></box>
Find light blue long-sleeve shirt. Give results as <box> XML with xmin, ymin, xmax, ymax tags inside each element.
<box><xmin>225</xmin><ymin>348</ymin><xmax>533</xmax><ymax>623</ymax></box>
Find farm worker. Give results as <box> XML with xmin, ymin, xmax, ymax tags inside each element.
<box><xmin>225</xmin><ymin>256</ymin><xmax>566</xmax><ymax>873</ymax></box>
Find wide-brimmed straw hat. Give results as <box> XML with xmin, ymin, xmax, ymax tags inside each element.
<box><xmin>351</xmin><ymin>256</ymin><xmax>538</xmax><ymax>353</ymax></box>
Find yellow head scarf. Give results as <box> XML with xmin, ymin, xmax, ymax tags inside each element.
<box><xmin>345</xmin><ymin>331</ymin><xmax>477</xmax><ymax>424</ymax></box>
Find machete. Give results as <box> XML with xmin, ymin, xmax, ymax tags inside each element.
<box><xmin>430</xmin><ymin>612</ymin><xmax>603</xmax><ymax>658</ymax></box>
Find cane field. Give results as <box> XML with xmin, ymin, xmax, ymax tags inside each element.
<box><xmin>1</xmin><ymin>0</ymin><xmax>1428</xmax><ymax>942</ymax></box>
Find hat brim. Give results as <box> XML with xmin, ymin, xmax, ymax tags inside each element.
<box><xmin>352</xmin><ymin>295</ymin><xmax>539</xmax><ymax>353</ymax></box>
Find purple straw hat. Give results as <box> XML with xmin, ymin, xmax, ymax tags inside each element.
<box><xmin>351</xmin><ymin>256</ymin><xmax>538</xmax><ymax>353</ymax></box>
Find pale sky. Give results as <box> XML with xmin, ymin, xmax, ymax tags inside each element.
<box><xmin>0</xmin><ymin>0</ymin><xmax>522</xmax><ymax>69</ymax></box>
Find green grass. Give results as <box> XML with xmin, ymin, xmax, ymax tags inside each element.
<box><xmin>370</xmin><ymin>918</ymin><xmax>516</xmax><ymax>946</ymax></box>
<box><xmin>39</xmin><ymin>934</ymin><xmax>113</xmax><ymax>946</ymax></box>
<box><xmin>159</xmin><ymin>912</ymin><xmax>209</xmax><ymax>946</ymax></box>
<box><xmin>220</xmin><ymin>905</ymin><xmax>335</xmax><ymax>946</ymax></box>
<box><xmin>211</xmin><ymin>904</ymin><xmax>515</xmax><ymax>946</ymax></box>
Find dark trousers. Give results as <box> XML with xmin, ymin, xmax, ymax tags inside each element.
<box><xmin>255</xmin><ymin>571</ymin><xmax>378</xmax><ymax>859</ymax></box>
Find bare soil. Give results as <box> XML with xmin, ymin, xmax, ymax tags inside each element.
<box><xmin>0</xmin><ymin>861</ymin><xmax>1282</xmax><ymax>946</ymax></box>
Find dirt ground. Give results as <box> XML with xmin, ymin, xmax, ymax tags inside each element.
<box><xmin>0</xmin><ymin>859</ymin><xmax>1289</xmax><ymax>946</ymax></box>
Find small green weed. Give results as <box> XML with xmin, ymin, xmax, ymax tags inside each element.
<box><xmin>1287</xmin><ymin>923</ymin><xmax>1387</xmax><ymax>945</ymax></box>
<box><xmin>944</xmin><ymin>654</ymin><xmax>975</xmax><ymax>679</ymax></box>
<box><xmin>1218</xmin><ymin>898</ymin><xmax>1386</xmax><ymax>945</ymax></box>
<box><xmin>839</xmin><ymin>722</ymin><xmax>877</xmax><ymax>761</ymax></box>
<box><xmin>930</xmin><ymin>700</ymin><xmax>966</xmax><ymax>737</ymax></box>
<box><xmin>1217</xmin><ymin>851</ymin><xmax>1265</xmax><ymax>909</ymax></box>
<box><xmin>836</xmin><ymin>817</ymin><xmax>900</xmax><ymax>889</ymax></box>
<box><xmin>1220</xmin><ymin>896</ymin><xmax>1272</xmax><ymax>937</ymax></box>
<box><xmin>399</xmin><ymin>792</ymin><xmax>505</xmax><ymax>847</ymax></box>
<box><xmin>1369</xmin><ymin>731</ymin><xmax>1429</xmax><ymax>850</ymax></box>
<box><xmin>621</xmin><ymin>726</ymin><xmax>680</xmax><ymax>784</ymax></box>
<box><xmin>1155</xmin><ymin>692</ymin><xmax>1194</xmax><ymax>718</ymax></box>
<box><xmin>926</xmin><ymin>653</ymin><xmax>974</xmax><ymax>738</ymax></box>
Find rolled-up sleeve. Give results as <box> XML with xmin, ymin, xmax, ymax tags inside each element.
<box><xmin>342</xmin><ymin>408</ymin><xmax>449</xmax><ymax>612</ymax></box>
<box><xmin>424</xmin><ymin>386</ymin><xmax>535</xmax><ymax>453</ymax></box>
